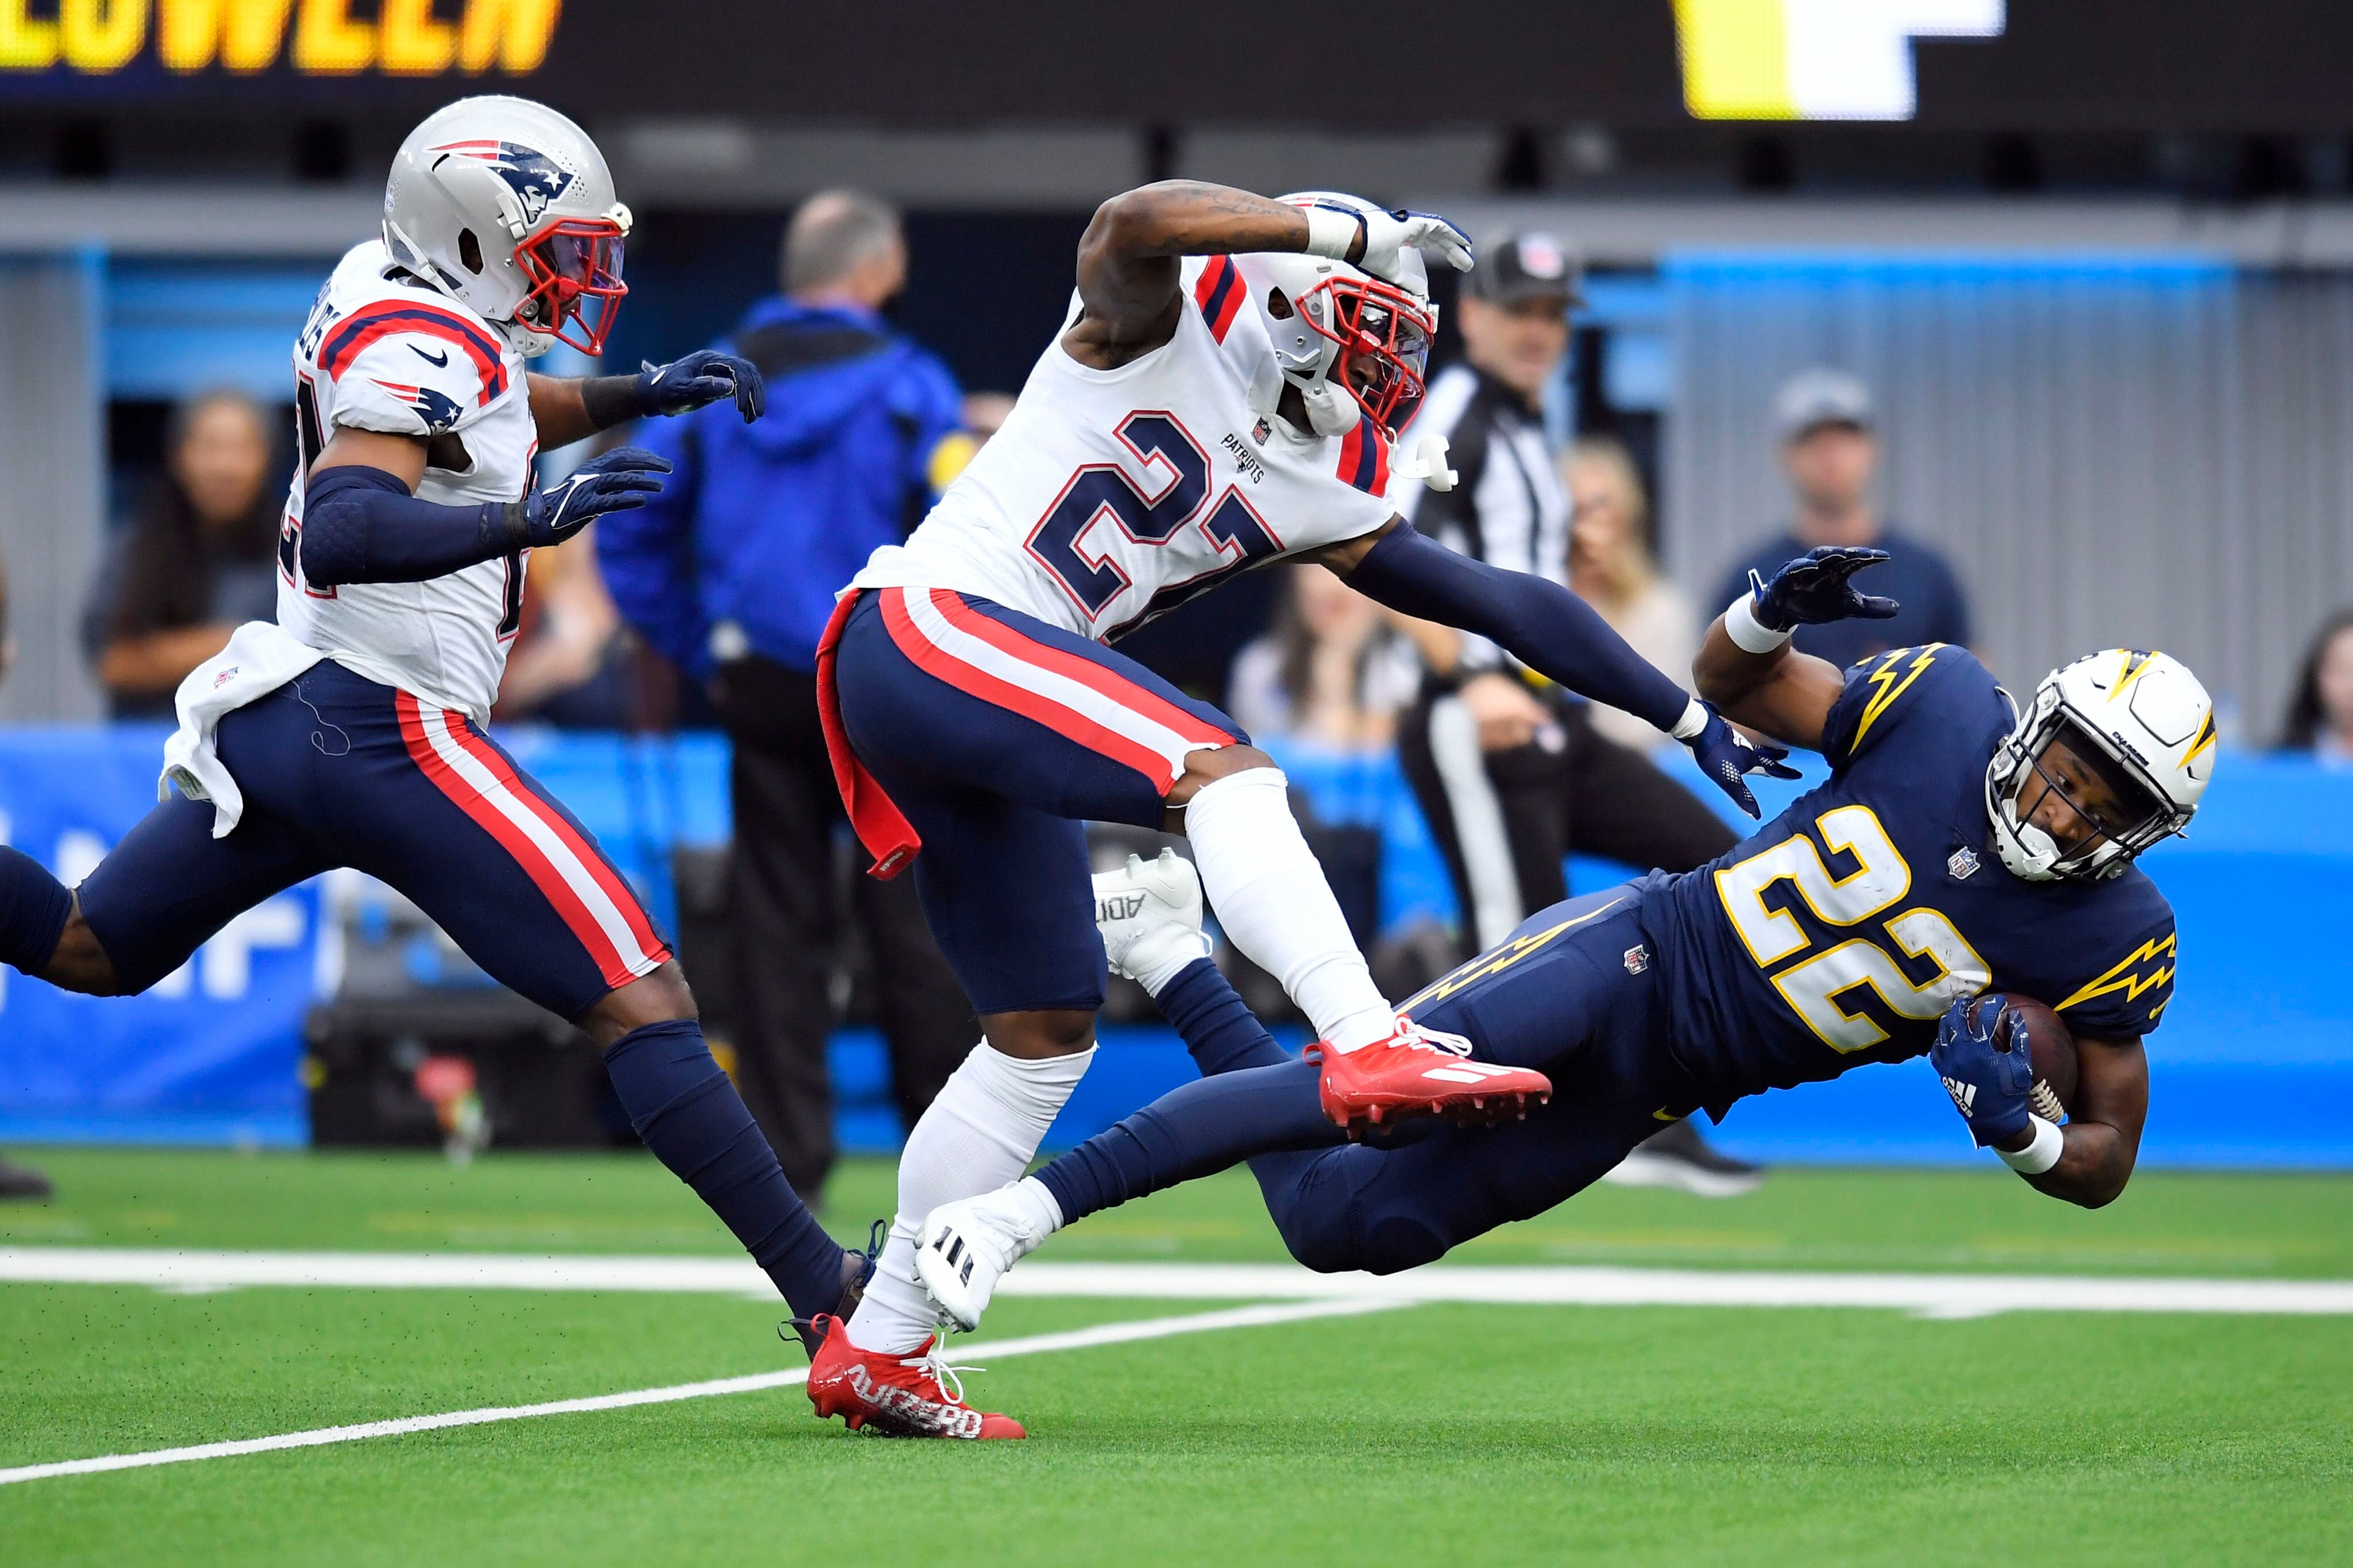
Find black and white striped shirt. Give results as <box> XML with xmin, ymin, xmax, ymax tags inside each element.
<box><xmin>1394</xmin><ymin>364</ymin><xmax>1569</xmax><ymax>674</ymax></box>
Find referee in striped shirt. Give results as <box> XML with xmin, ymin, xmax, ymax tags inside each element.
<box><xmin>1393</xmin><ymin>234</ymin><xmax>1760</xmax><ymax>1198</ymax></box>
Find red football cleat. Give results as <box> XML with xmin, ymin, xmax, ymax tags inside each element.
<box><xmin>804</xmin><ymin>1314</ymin><xmax>1027</xmax><ymax>1440</ymax></box>
<box><xmin>1308</xmin><ymin>1016</ymin><xmax>1552</xmax><ymax>1137</ymax></box>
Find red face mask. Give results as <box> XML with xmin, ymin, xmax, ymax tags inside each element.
<box><xmin>515</xmin><ymin>217</ymin><xmax>627</xmax><ymax>355</ymax></box>
<box><xmin>1292</xmin><ymin>273</ymin><xmax>1434</xmax><ymax>440</ymax></box>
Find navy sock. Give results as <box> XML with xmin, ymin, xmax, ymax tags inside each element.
<box><xmin>0</xmin><ymin>846</ymin><xmax>71</xmax><ymax>976</ymax></box>
<box><xmin>1156</xmin><ymin>958</ymin><xmax>1293</xmax><ymax>1076</ymax></box>
<box><xmin>1035</xmin><ymin>1059</ymin><xmax>1337</xmax><ymax>1224</ymax></box>
<box><xmin>602</xmin><ymin>1019</ymin><xmax>844</xmax><ymax>1318</ymax></box>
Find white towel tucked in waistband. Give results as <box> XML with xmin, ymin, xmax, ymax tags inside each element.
<box><xmin>159</xmin><ymin>621</ymin><xmax>326</xmax><ymax>839</ymax></box>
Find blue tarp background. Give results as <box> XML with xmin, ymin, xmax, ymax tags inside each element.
<box><xmin>2</xmin><ymin>726</ymin><xmax>2348</xmax><ymax>1164</ymax></box>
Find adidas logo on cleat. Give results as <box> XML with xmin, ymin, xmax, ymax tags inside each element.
<box><xmin>1097</xmin><ymin>893</ymin><xmax>1147</xmax><ymax>922</ymax></box>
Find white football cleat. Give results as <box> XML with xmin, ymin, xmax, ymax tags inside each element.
<box><xmin>1093</xmin><ymin>848</ymin><xmax>1212</xmax><ymax>991</ymax></box>
<box><xmin>915</xmin><ymin>1183</ymin><xmax>1056</xmax><ymax>1333</ymax></box>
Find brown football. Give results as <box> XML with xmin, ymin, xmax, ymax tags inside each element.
<box><xmin>1999</xmin><ymin>994</ymin><xmax>2078</xmax><ymax>1122</ymax></box>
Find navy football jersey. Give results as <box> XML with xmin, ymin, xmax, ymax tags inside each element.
<box><xmin>1637</xmin><ymin>644</ymin><xmax>2178</xmax><ymax>1103</ymax></box>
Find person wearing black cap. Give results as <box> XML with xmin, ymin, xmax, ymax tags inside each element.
<box><xmin>1710</xmin><ymin>368</ymin><xmax>1973</xmax><ymax>671</ymax></box>
<box><xmin>1393</xmin><ymin>233</ymin><xmax>1760</xmax><ymax>1198</ymax></box>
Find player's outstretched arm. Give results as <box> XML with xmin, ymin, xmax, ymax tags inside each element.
<box><xmin>526</xmin><ymin>352</ymin><xmax>765</xmax><ymax>451</ymax></box>
<box><xmin>1073</xmin><ymin>182</ymin><xmax>1317</xmax><ymax>356</ymax></box>
<box><xmin>301</xmin><ymin>427</ymin><xmax>669</xmax><ymax>588</ymax></box>
<box><xmin>1314</xmin><ymin>521</ymin><xmax>1795</xmax><ymax>816</ymax></box>
<box><xmin>1069</xmin><ymin>183</ymin><xmax>1471</xmax><ymax>365</ymax></box>
<box><xmin>1695</xmin><ymin>546</ymin><xmax>1901</xmax><ymax>751</ymax></box>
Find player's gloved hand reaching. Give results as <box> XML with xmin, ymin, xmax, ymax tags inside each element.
<box><xmin>632</xmin><ymin>349</ymin><xmax>765</xmax><ymax>422</ymax></box>
<box><xmin>1677</xmin><ymin>699</ymin><xmax>1802</xmax><ymax>818</ymax></box>
<box><xmin>518</xmin><ymin>447</ymin><xmax>672</xmax><ymax>546</ymax></box>
<box><xmin>1930</xmin><ymin>994</ymin><xmax>2035</xmax><ymax>1148</ymax></box>
<box><xmin>1748</xmin><ymin>546</ymin><xmax>1901</xmax><ymax>631</ymax></box>
<box><xmin>1304</xmin><ymin>200</ymin><xmax>1475</xmax><ymax>282</ymax></box>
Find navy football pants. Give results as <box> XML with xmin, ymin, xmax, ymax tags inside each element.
<box><xmin>831</xmin><ymin>587</ymin><xmax>1243</xmax><ymax>1016</ymax></box>
<box><xmin>1256</xmin><ymin>889</ymin><xmax>1707</xmax><ymax>1274</ymax></box>
<box><xmin>77</xmin><ymin>661</ymin><xmax>670</xmax><ymax>1018</ymax></box>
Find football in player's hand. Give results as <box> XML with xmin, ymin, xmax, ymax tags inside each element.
<box><xmin>1996</xmin><ymin>995</ymin><xmax>2078</xmax><ymax>1122</ymax></box>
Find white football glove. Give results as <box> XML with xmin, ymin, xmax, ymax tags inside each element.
<box><xmin>1303</xmin><ymin>204</ymin><xmax>1475</xmax><ymax>283</ymax></box>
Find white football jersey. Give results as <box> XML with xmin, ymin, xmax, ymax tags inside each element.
<box><xmin>275</xmin><ymin>241</ymin><xmax>539</xmax><ymax>723</ymax></box>
<box><xmin>853</xmin><ymin>255</ymin><xmax>1398</xmax><ymax>642</ymax></box>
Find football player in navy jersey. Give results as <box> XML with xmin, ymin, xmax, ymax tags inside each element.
<box><xmin>909</xmin><ymin>546</ymin><xmax>2218</xmax><ymax>1380</ymax></box>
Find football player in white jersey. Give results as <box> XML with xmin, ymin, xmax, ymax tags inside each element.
<box><xmin>803</xmin><ymin>180</ymin><xmax>1795</xmax><ymax>1436</ymax></box>
<box><xmin>0</xmin><ymin>97</ymin><xmax>884</xmax><ymax>1361</ymax></box>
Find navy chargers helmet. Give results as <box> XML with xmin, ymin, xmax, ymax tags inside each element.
<box><xmin>382</xmin><ymin>96</ymin><xmax>632</xmax><ymax>358</ymax></box>
<box><xmin>1986</xmin><ymin>649</ymin><xmax>2216</xmax><ymax>882</ymax></box>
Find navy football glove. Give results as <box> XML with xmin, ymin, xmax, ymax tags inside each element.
<box><xmin>520</xmin><ymin>447</ymin><xmax>672</xmax><ymax>547</ymax></box>
<box><xmin>1682</xmin><ymin>699</ymin><xmax>1802</xmax><ymax>818</ymax></box>
<box><xmin>1748</xmin><ymin>546</ymin><xmax>1901</xmax><ymax>631</ymax></box>
<box><xmin>1930</xmin><ymin>994</ymin><xmax>2036</xmax><ymax>1149</ymax></box>
<box><xmin>635</xmin><ymin>350</ymin><xmax>765</xmax><ymax>423</ymax></box>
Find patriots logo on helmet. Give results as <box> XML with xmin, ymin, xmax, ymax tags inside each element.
<box><xmin>371</xmin><ymin>380</ymin><xmax>466</xmax><ymax>434</ymax></box>
<box><xmin>429</xmin><ymin>139</ymin><xmax>576</xmax><ymax>226</ymax></box>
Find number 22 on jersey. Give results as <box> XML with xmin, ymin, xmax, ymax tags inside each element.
<box><xmin>1715</xmin><ymin>804</ymin><xmax>1990</xmax><ymax>1052</ymax></box>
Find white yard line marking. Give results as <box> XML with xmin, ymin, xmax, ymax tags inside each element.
<box><xmin>3</xmin><ymin>1247</ymin><xmax>2349</xmax><ymax>1316</ymax></box>
<box><xmin>0</xmin><ymin>1297</ymin><xmax>1403</xmax><ymax>1489</ymax></box>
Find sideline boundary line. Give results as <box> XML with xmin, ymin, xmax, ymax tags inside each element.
<box><xmin>0</xmin><ymin>1298</ymin><xmax>1403</xmax><ymax>1488</ymax></box>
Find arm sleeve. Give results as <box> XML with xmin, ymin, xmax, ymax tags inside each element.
<box><xmin>299</xmin><ymin>465</ymin><xmax>516</xmax><ymax>588</ymax></box>
<box><xmin>2052</xmin><ymin>913</ymin><xmax>2178</xmax><ymax>1040</ymax></box>
<box><xmin>591</xmin><ymin>414</ymin><xmax>710</xmax><ymax>676</ymax></box>
<box><xmin>1345</xmin><ymin>522</ymin><xmax>1691</xmax><ymax>732</ymax></box>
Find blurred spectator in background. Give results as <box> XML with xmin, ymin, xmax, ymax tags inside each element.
<box><xmin>959</xmin><ymin>391</ymin><xmax>1017</xmax><ymax>450</ymax></box>
<box><xmin>1226</xmin><ymin>564</ymin><xmax>1422</xmax><ymax>752</ymax></box>
<box><xmin>599</xmin><ymin>189</ymin><xmax>973</xmax><ymax>1200</ymax></box>
<box><xmin>1564</xmin><ymin>434</ymin><xmax>1700</xmax><ymax>752</ymax></box>
<box><xmin>2279</xmin><ymin>608</ymin><xmax>2353</xmax><ymax>763</ymax></box>
<box><xmin>0</xmin><ymin>548</ymin><xmax>51</xmax><ymax>1200</ymax></box>
<box><xmin>494</xmin><ymin>530</ymin><xmax>628</xmax><ymax>728</ymax></box>
<box><xmin>1393</xmin><ymin>233</ymin><xmax>1755</xmax><ymax>1198</ymax></box>
<box><xmin>93</xmin><ymin>389</ymin><xmax>281</xmax><ymax>720</ymax></box>
<box><xmin>1712</xmin><ymin>369</ymin><xmax>1971</xmax><ymax>669</ymax></box>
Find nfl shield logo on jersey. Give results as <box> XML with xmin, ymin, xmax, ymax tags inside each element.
<box><xmin>1623</xmin><ymin>944</ymin><xmax>1651</xmax><ymax>975</ymax></box>
<box><xmin>1947</xmin><ymin>846</ymin><xmax>1982</xmax><ymax>881</ymax></box>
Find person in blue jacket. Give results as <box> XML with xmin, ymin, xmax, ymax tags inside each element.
<box><xmin>600</xmin><ymin>190</ymin><xmax>977</xmax><ymax>1200</ymax></box>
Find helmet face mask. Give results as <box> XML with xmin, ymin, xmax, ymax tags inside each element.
<box><xmin>515</xmin><ymin>218</ymin><xmax>628</xmax><ymax>356</ymax></box>
<box><xmin>1291</xmin><ymin>272</ymin><xmax>1433</xmax><ymax>440</ymax></box>
<box><xmin>1984</xmin><ymin>650</ymin><xmax>2215</xmax><ymax>883</ymax></box>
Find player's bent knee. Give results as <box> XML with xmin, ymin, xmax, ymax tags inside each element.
<box><xmin>1167</xmin><ymin>744</ymin><xmax>1276</xmax><ymax>809</ymax></box>
<box><xmin>39</xmin><ymin>914</ymin><xmax>126</xmax><ymax>997</ymax></box>
<box><xmin>981</xmin><ymin>1007</ymin><xmax>1097</xmax><ymax>1060</ymax></box>
<box><xmin>581</xmin><ymin>962</ymin><xmax>697</xmax><ymax>1046</ymax></box>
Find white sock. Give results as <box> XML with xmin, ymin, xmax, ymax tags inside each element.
<box><xmin>1185</xmin><ymin>768</ymin><xmax>1394</xmax><ymax>1053</ymax></box>
<box><xmin>846</xmin><ymin>1040</ymin><xmax>1096</xmax><ymax>1354</ymax></box>
<box><xmin>1012</xmin><ymin>1175</ymin><xmax>1066</xmax><ymax>1235</ymax></box>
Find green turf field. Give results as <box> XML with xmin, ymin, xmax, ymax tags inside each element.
<box><xmin>4</xmin><ymin>1150</ymin><xmax>2349</xmax><ymax>1566</ymax></box>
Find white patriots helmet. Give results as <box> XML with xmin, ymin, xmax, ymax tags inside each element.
<box><xmin>382</xmin><ymin>96</ymin><xmax>632</xmax><ymax>359</ymax></box>
<box><xmin>1236</xmin><ymin>191</ymin><xmax>1437</xmax><ymax>442</ymax></box>
<box><xmin>1985</xmin><ymin>649</ymin><xmax>2217</xmax><ymax>883</ymax></box>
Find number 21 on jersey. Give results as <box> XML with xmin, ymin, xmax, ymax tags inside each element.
<box><xmin>1027</xmin><ymin>411</ymin><xmax>1283</xmax><ymax>624</ymax></box>
<box><xmin>1715</xmin><ymin>804</ymin><xmax>1990</xmax><ymax>1052</ymax></box>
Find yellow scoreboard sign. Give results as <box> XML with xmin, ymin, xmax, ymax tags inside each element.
<box><xmin>0</xmin><ymin>0</ymin><xmax>558</xmax><ymax>75</ymax></box>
